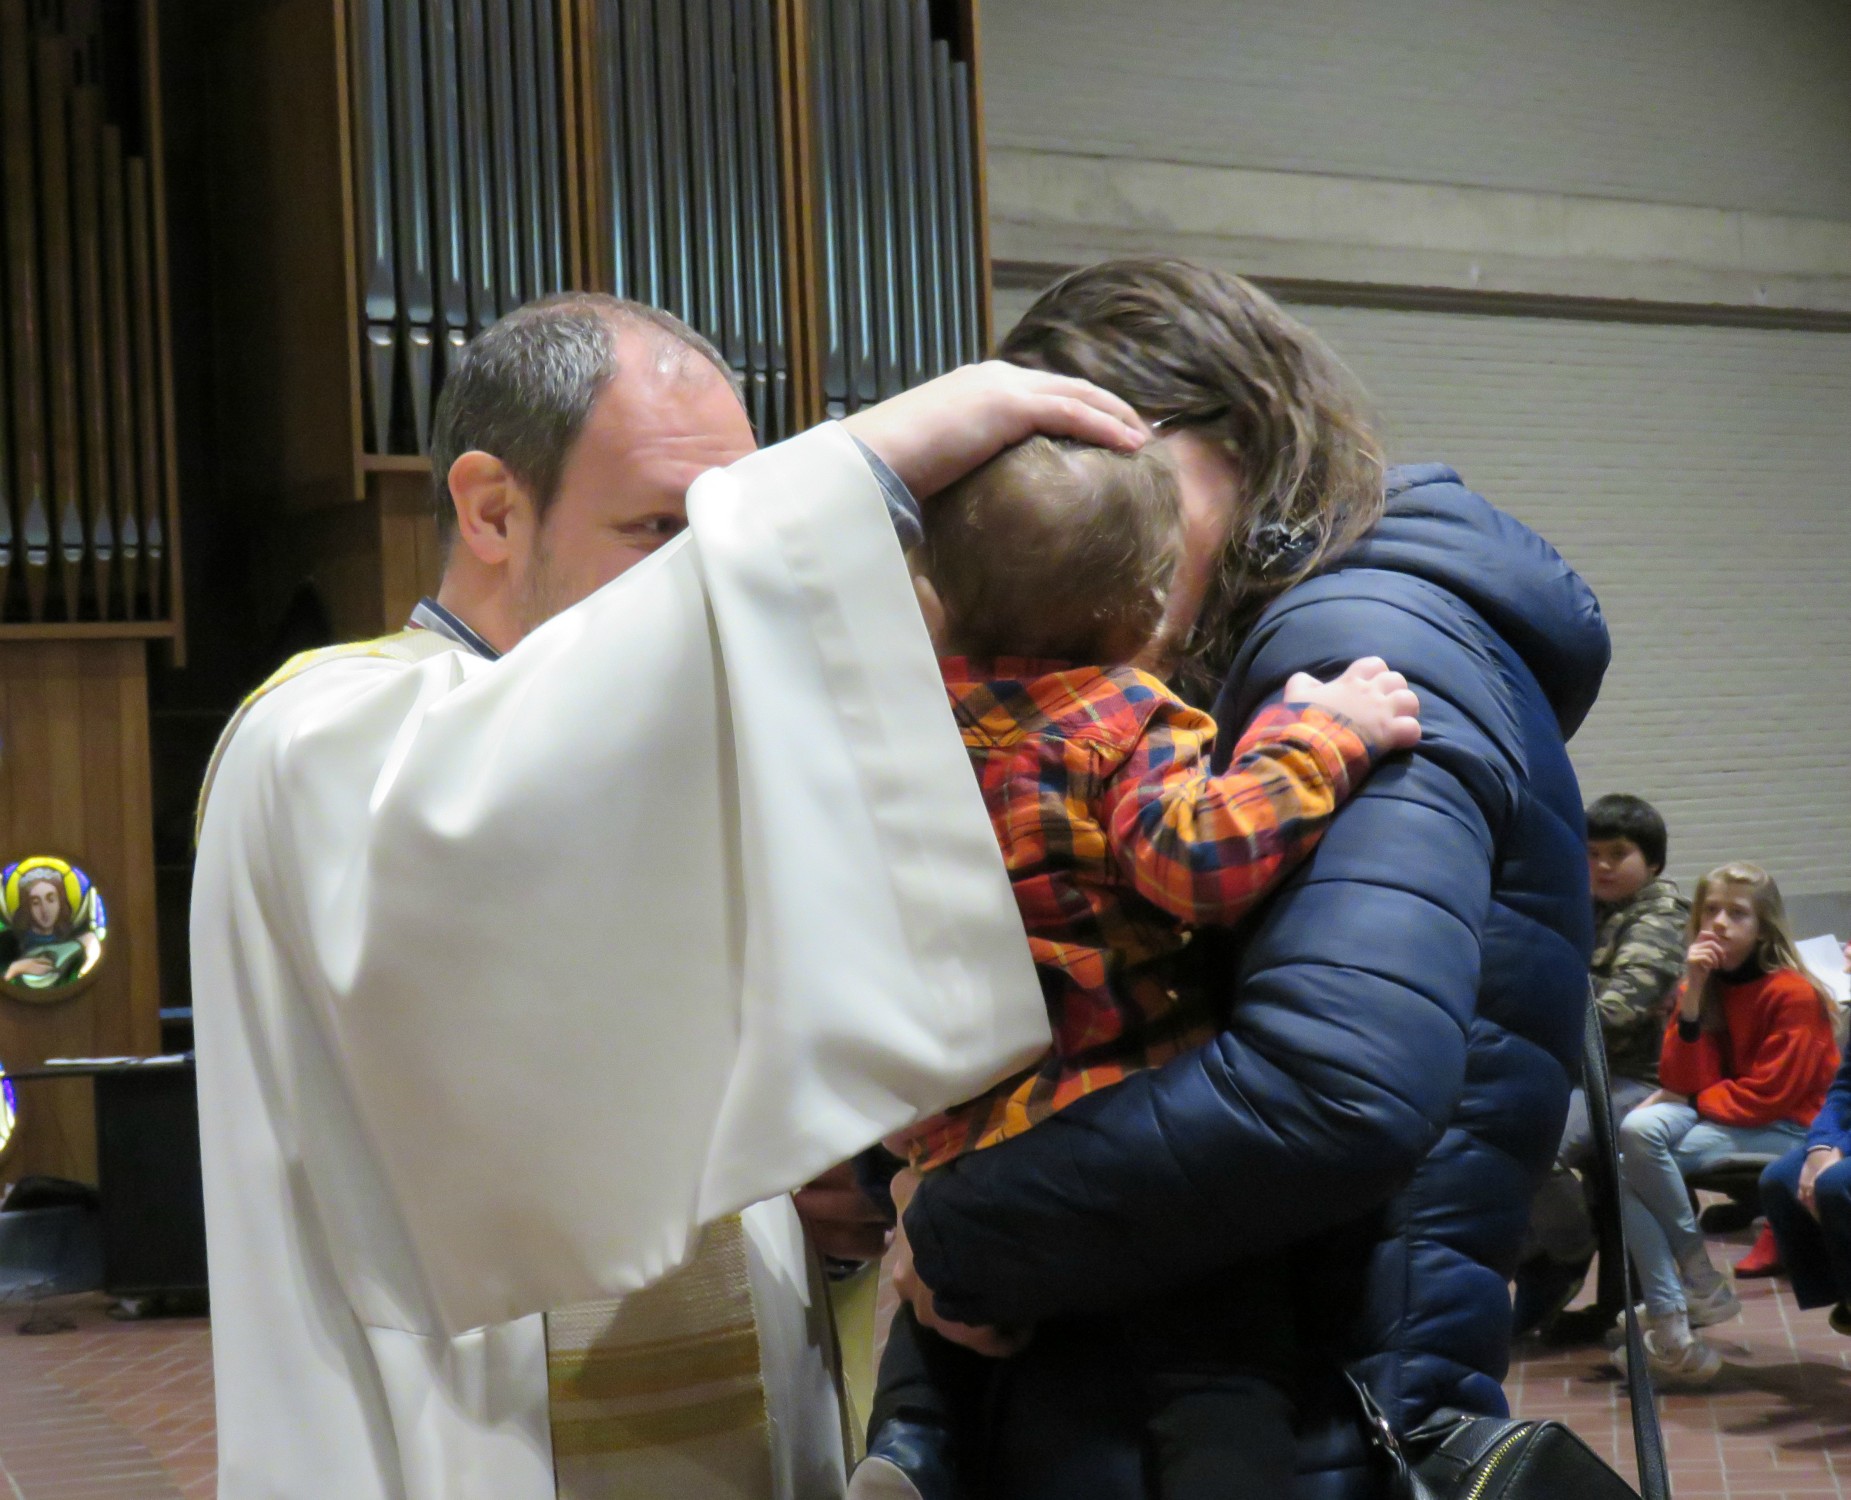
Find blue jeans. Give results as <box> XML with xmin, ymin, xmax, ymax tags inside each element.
<box><xmin>1617</xmin><ymin>1102</ymin><xmax>1805</xmax><ymax>1317</ymax></box>
<box><xmin>1761</xmin><ymin>1146</ymin><xmax>1851</xmax><ymax>1311</ymax></box>
<box><xmin>1528</xmin><ymin>1078</ymin><xmax>1657</xmax><ymax>1265</ymax></box>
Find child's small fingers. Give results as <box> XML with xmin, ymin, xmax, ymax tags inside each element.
<box><xmin>1342</xmin><ymin>656</ymin><xmax>1389</xmax><ymax>681</ymax></box>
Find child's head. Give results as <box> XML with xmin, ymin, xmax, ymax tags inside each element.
<box><xmin>1585</xmin><ymin>793</ymin><xmax>1668</xmax><ymax>903</ymax></box>
<box><xmin>1687</xmin><ymin>861</ymin><xmax>1837</xmax><ymax>1023</ymax></box>
<box><xmin>913</xmin><ymin>437</ymin><xmax>1184</xmax><ymax>666</ymax></box>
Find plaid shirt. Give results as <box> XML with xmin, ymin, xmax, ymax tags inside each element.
<box><xmin>906</xmin><ymin>657</ymin><xmax>1376</xmax><ymax>1172</ymax></box>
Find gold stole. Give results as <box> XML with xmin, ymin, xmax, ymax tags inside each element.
<box><xmin>546</xmin><ymin>1216</ymin><xmax>777</xmax><ymax>1498</ymax></box>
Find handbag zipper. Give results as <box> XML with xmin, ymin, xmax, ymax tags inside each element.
<box><xmin>1463</xmin><ymin>1424</ymin><xmax>1534</xmax><ymax>1500</ymax></box>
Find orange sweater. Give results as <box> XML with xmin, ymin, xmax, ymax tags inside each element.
<box><xmin>1659</xmin><ymin>968</ymin><xmax>1839</xmax><ymax>1129</ymax></box>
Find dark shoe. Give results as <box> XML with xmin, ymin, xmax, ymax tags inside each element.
<box><xmin>1699</xmin><ymin>1200</ymin><xmax>1758</xmax><ymax>1233</ymax></box>
<box><xmin>1540</xmin><ymin>1302</ymin><xmax>1620</xmax><ymax>1347</ymax></box>
<box><xmin>1734</xmin><ymin>1223</ymin><xmax>1783</xmax><ymax>1278</ymax></box>
<box><xmin>1830</xmin><ymin>1302</ymin><xmax>1851</xmax><ymax>1338</ymax></box>
<box><xmin>1512</xmin><ymin>1254</ymin><xmax>1591</xmax><ymax>1338</ymax></box>
<box><xmin>850</xmin><ymin>1419</ymin><xmax>961</xmax><ymax>1500</ymax></box>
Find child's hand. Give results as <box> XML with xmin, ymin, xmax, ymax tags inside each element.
<box><xmin>1686</xmin><ymin>934</ymin><xmax>1728</xmax><ymax>981</ymax></box>
<box><xmin>1284</xmin><ymin>657</ymin><xmax>1421</xmax><ymax>756</ymax></box>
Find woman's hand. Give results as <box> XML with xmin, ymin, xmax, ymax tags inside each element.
<box><xmin>1638</xmin><ymin>1087</ymin><xmax>1691</xmax><ymax>1110</ymax></box>
<box><xmin>1799</xmin><ymin>1147</ymin><xmax>1843</xmax><ymax>1220</ymax></box>
<box><xmin>889</xmin><ymin>1170</ymin><xmax>1029</xmax><ymax>1359</ymax></box>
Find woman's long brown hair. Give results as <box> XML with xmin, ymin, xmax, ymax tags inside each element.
<box><xmin>1686</xmin><ymin>862</ymin><xmax>1838</xmax><ymax>1033</ymax></box>
<box><xmin>999</xmin><ymin>257</ymin><xmax>1385</xmax><ymax>700</ymax></box>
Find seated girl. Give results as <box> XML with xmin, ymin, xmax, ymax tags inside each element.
<box><xmin>1614</xmin><ymin>864</ymin><xmax>1840</xmax><ymax>1386</ymax></box>
<box><xmin>1759</xmin><ymin>942</ymin><xmax>1851</xmax><ymax>1335</ymax></box>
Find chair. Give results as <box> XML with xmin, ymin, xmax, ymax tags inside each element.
<box><xmin>1687</xmin><ymin>1153</ymin><xmax>1778</xmax><ymax>1233</ymax></box>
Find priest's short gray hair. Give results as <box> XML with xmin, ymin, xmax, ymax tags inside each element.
<box><xmin>429</xmin><ymin>294</ymin><xmax>737</xmax><ymax>548</ymax></box>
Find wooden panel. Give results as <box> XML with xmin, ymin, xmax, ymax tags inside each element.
<box><xmin>208</xmin><ymin>0</ymin><xmax>361</xmax><ymax>511</ymax></box>
<box><xmin>141</xmin><ymin>0</ymin><xmax>187</xmax><ymax>658</ymax></box>
<box><xmin>959</xmin><ymin>0</ymin><xmax>993</xmax><ymax>353</ymax></box>
<box><xmin>779</xmin><ymin>0</ymin><xmax>822</xmax><ymax>431</ymax></box>
<box><xmin>0</xmin><ymin>641</ymin><xmax>160</xmax><ymax>1186</ymax></box>
<box><xmin>375</xmin><ymin>470</ymin><xmax>442</xmax><ymax>633</ymax></box>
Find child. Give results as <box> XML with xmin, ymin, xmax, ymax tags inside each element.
<box><xmin>1586</xmin><ymin>794</ymin><xmax>1692</xmax><ymax>1089</ymax></box>
<box><xmin>852</xmin><ymin>437</ymin><xmax>1421</xmax><ymax>1500</ymax></box>
<box><xmin>1612</xmin><ymin>863</ymin><xmax>1840</xmax><ymax>1386</ymax></box>
<box><xmin>1517</xmin><ymin>794</ymin><xmax>1691</xmax><ymax>1340</ymax></box>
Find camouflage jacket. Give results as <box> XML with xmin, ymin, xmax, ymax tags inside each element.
<box><xmin>1591</xmin><ymin>877</ymin><xmax>1690</xmax><ymax>1085</ymax></box>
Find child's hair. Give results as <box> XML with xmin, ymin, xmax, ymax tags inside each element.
<box><xmin>1586</xmin><ymin>793</ymin><xmax>1669</xmax><ymax>873</ymax></box>
<box><xmin>1686</xmin><ymin>861</ymin><xmax>1837</xmax><ymax>1032</ymax></box>
<box><xmin>917</xmin><ymin>437</ymin><xmax>1184</xmax><ymax>665</ymax></box>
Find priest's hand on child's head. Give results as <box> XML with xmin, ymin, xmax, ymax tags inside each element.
<box><xmin>1284</xmin><ymin>657</ymin><xmax>1422</xmax><ymax>756</ymax></box>
<box><xmin>842</xmin><ymin>361</ymin><xmax>1147</xmax><ymax>501</ymax></box>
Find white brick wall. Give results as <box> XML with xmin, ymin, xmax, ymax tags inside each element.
<box><xmin>1301</xmin><ymin>306</ymin><xmax>1851</xmax><ymax>897</ymax></box>
<box><xmin>999</xmin><ymin>281</ymin><xmax>1851</xmax><ymax>898</ymax></box>
<box><xmin>983</xmin><ymin>0</ymin><xmax>1851</xmax><ymax>221</ymax></box>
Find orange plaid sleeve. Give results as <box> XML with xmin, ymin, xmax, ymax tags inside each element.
<box><xmin>1099</xmin><ymin>698</ymin><xmax>1377</xmax><ymax>926</ymax></box>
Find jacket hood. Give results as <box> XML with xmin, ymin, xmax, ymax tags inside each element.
<box><xmin>1341</xmin><ymin>464</ymin><xmax>1611</xmax><ymax>737</ymax></box>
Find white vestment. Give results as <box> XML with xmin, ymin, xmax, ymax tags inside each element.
<box><xmin>191</xmin><ymin>426</ymin><xmax>1048</xmax><ymax>1500</ymax></box>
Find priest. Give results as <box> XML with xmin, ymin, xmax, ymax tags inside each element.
<box><xmin>191</xmin><ymin>295</ymin><xmax>1146</xmax><ymax>1500</ymax></box>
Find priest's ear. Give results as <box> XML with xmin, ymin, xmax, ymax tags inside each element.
<box><xmin>446</xmin><ymin>450</ymin><xmax>539</xmax><ymax>567</ymax></box>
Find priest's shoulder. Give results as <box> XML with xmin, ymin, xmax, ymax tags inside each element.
<box><xmin>195</xmin><ymin>628</ymin><xmax>461</xmax><ymax>841</ymax></box>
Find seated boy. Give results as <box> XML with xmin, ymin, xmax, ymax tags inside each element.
<box><xmin>1513</xmin><ymin>792</ymin><xmax>1690</xmax><ymax>1342</ymax></box>
<box><xmin>851</xmin><ymin>437</ymin><xmax>1421</xmax><ymax>1500</ymax></box>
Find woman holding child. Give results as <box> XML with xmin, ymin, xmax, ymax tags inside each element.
<box><xmin>871</xmin><ymin>257</ymin><xmax>1611</xmax><ymax>1500</ymax></box>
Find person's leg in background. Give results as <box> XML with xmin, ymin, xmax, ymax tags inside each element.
<box><xmin>1615</xmin><ymin>1100</ymin><xmax>1733</xmax><ymax>1383</ymax></box>
<box><xmin>1617</xmin><ymin>1102</ymin><xmax>1706</xmax><ymax>1319</ymax></box>
<box><xmin>1521</xmin><ymin>1078</ymin><xmax>1656</xmax><ymax>1342</ymax></box>
<box><xmin>1763</xmin><ymin>1151</ymin><xmax>1851</xmax><ymax>1330</ymax></box>
<box><xmin>1123</xmin><ymin>1265</ymin><xmax>1299</xmax><ymax>1500</ymax></box>
<box><xmin>1516</xmin><ymin>1087</ymin><xmax>1598</xmax><ymax>1336</ymax></box>
<box><xmin>1140</xmin><ymin>1371</ymin><xmax>1296</xmax><ymax>1500</ymax></box>
<box><xmin>1669</xmin><ymin>1116</ymin><xmax>1807</xmax><ymax>1311</ymax></box>
<box><xmin>1815</xmin><ymin>1157</ymin><xmax>1851</xmax><ymax>1331</ymax></box>
<box><xmin>855</xmin><ymin>1304</ymin><xmax>993</xmax><ymax>1500</ymax></box>
<box><xmin>1761</xmin><ymin>1148</ymin><xmax>1840</xmax><ymax>1310</ymax></box>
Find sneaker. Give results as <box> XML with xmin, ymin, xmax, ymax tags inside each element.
<box><xmin>1684</xmin><ymin>1270</ymin><xmax>1741</xmax><ymax>1329</ymax></box>
<box><xmin>1734</xmin><ymin>1223</ymin><xmax>1783</xmax><ymax>1278</ymax></box>
<box><xmin>1611</xmin><ymin>1326</ymin><xmax>1723</xmax><ymax>1388</ymax></box>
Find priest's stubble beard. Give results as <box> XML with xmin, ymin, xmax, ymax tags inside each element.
<box><xmin>513</xmin><ymin>523</ymin><xmax>573</xmax><ymax>637</ymax></box>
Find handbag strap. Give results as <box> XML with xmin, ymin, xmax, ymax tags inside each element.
<box><xmin>1580</xmin><ymin>983</ymin><xmax>1674</xmax><ymax>1500</ymax></box>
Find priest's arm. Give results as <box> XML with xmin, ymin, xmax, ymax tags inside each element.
<box><xmin>194</xmin><ymin>424</ymin><xmax>1047</xmax><ymax>1338</ymax></box>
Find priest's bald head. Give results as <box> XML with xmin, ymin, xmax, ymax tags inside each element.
<box><xmin>430</xmin><ymin>294</ymin><xmax>755</xmax><ymax>655</ymax></box>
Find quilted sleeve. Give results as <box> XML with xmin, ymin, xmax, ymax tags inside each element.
<box><xmin>905</xmin><ymin>582</ymin><xmax>1531</xmax><ymax>1327</ymax></box>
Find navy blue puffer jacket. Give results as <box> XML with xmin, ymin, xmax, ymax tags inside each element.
<box><xmin>903</xmin><ymin>466</ymin><xmax>1611</xmax><ymax>1497</ymax></box>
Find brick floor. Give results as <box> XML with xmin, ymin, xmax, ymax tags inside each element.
<box><xmin>0</xmin><ymin>1294</ymin><xmax>213</xmax><ymax>1500</ymax></box>
<box><xmin>1507</xmin><ymin>1223</ymin><xmax>1851</xmax><ymax>1500</ymax></box>
<box><xmin>0</xmin><ymin>1227</ymin><xmax>1845</xmax><ymax>1499</ymax></box>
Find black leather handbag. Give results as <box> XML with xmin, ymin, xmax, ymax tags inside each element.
<box><xmin>1349</xmin><ymin>990</ymin><xmax>1673</xmax><ymax>1500</ymax></box>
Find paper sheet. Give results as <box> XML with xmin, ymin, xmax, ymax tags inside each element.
<box><xmin>1797</xmin><ymin>934</ymin><xmax>1851</xmax><ymax>1004</ymax></box>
